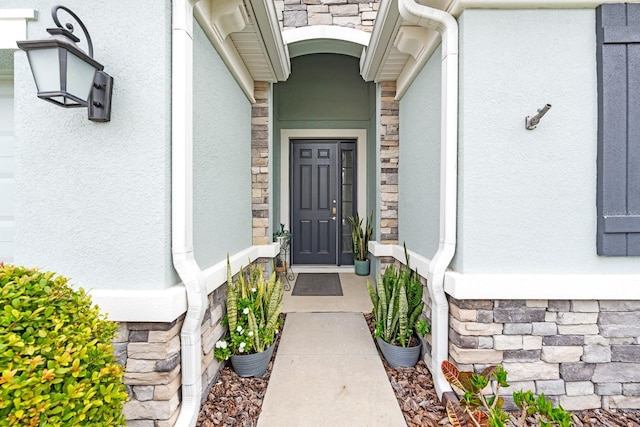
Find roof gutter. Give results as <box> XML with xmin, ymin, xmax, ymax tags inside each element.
<box><xmin>172</xmin><ymin>1</ymin><xmax>207</xmax><ymax>426</ymax></box>
<box><xmin>397</xmin><ymin>0</ymin><xmax>458</xmax><ymax>400</ymax></box>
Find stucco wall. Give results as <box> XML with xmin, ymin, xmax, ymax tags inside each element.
<box><xmin>10</xmin><ymin>0</ymin><xmax>176</xmax><ymax>290</ymax></box>
<box><xmin>193</xmin><ymin>20</ymin><xmax>252</xmax><ymax>268</ymax></box>
<box><xmin>398</xmin><ymin>45</ymin><xmax>442</xmax><ymax>259</ymax></box>
<box><xmin>454</xmin><ymin>9</ymin><xmax>640</xmax><ymax>274</ymax></box>
<box><xmin>274</xmin><ymin>54</ymin><xmax>375</xmax><ymax>125</ymax></box>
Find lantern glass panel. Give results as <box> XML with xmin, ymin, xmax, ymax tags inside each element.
<box><xmin>66</xmin><ymin>50</ymin><xmax>98</xmax><ymax>103</ymax></box>
<box><xmin>26</xmin><ymin>48</ymin><xmax>60</xmax><ymax>93</ymax></box>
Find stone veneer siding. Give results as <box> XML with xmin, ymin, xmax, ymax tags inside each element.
<box><xmin>274</xmin><ymin>0</ymin><xmax>379</xmax><ymax>32</ymax></box>
<box><xmin>117</xmin><ymin>285</ymin><xmax>228</xmax><ymax>426</ymax></box>
<box><xmin>252</xmin><ymin>82</ymin><xmax>271</xmax><ymax>245</ymax></box>
<box><xmin>448</xmin><ymin>298</ymin><xmax>640</xmax><ymax>411</ymax></box>
<box><xmin>380</xmin><ymin>81</ymin><xmax>399</xmax><ymax>244</ymax></box>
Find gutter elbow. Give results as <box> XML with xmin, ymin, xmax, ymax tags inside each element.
<box><xmin>398</xmin><ymin>0</ymin><xmax>457</xmax><ymax>33</ymax></box>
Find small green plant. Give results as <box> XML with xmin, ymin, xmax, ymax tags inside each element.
<box><xmin>215</xmin><ymin>258</ymin><xmax>283</xmax><ymax>361</ymax></box>
<box><xmin>415</xmin><ymin>318</ymin><xmax>430</xmax><ymax>336</ymax></box>
<box><xmin>346</xmin><ymin>212</ymin><xmax>373</xmax><ymax>261</ymax></box>
<box><xmin>0</xmin><ymin>264</ymin><xmax>127</xmax><ymax>426</ymax></box>
<box><xmin>367</xmin><ymin>244</ymin><xmax>428</xmax><ymax>347</ymax></box>
<box><xmin>442</xmin><ymin>360</ymin><xmax>573</xmax><ymax>427</ymax></box>
<box><xmin>513</xmin><ymin>390</ymin><xmax>573</xmax><ymax>427</ymax></box>
<box><xmin>272</xmin><ymin>223</ymin><xmax>291</xmax><ymax>242</ymax></box>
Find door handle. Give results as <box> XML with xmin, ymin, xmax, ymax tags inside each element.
<box><xmin>330</xmin><ymin>216</ymin><xmax>336</xmax><ymax>221</ymax></box>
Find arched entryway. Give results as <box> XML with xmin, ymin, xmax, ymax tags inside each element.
<box><xmin>273</xmin><ymin>31</ymin><xmax>376</xmax><ymax>266</ymax></box>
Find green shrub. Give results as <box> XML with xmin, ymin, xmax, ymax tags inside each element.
<box><xmin>0</xmin><ymin>264</ymin><xmax>128</xmax><ymax>426</ymax></box>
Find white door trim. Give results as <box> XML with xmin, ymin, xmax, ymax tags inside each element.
<box><xmin>280</xmin><ymin>128</ymin><xmax>367</xmax><ymax>233</ymax></box>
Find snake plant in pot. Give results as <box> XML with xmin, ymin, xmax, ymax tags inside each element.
<box><xmin>347</xmin><ymin>212</ymin><xmax>373</xmax><ymax>276</ymax></box>
<box><xmin>214</xmin><ymin>257</ymin><xmax>284</xmax><ymax>377</ymax></box>
<box><xmin>367</xmin><ymin>245</ymin><xmax>430</xmax><ymax>367</ymax></box>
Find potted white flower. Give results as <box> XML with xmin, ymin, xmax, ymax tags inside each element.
<box><xmin>214</xmin><ymin>258</ymin><xmax>284</xmax><ymax>377</ymax></box>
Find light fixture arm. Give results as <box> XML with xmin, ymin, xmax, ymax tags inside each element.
<box><xmin>525</xmin><ymin>104</ymin><xmax>552</xmax><ymax>130</ymax></box>
<box><xmin>49</xmin><ymin>5</ymin><xmax>94</xmax><ymax>57</ymax></box>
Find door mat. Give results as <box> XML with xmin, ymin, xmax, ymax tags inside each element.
<box><xmin>292</xmin><ymin>273</ymin><xmax>343</xmax><ymax>296</ymax></box>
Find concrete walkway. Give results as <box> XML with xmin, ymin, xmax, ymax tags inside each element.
<box><xmin>257</xmin><ymin>312</ymin><xmax>406</xmax><ymax>426</ymax></box>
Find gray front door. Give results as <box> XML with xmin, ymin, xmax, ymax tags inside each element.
<box><xmin>291</xmin><ymin>140</ymin><xmax>356</xmax><ymax>265</ymax></box>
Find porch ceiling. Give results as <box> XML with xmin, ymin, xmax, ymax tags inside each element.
<box><xmin>194</xmin><ymin>0</ymin><xmax>290</xmax><ymax>100</ymax></box>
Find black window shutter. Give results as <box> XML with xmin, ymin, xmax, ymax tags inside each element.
<box><xmin>597</xmin><ymin>3</ymin><xmax>640</xmax><ymax>256</ymax></box>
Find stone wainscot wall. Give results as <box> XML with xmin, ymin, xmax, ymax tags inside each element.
<box><xmin>115</xmin><ymin>283</ymin><xmax>227</xmax><ymax>427</ymax></box>
<box><xmin>447</xmin><ymin>298</ymin><xmax>640</xmax><ymax>411</ymax></box>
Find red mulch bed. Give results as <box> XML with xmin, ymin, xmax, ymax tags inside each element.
<box><xmin>196</xmin><ymin>313</ymin><xmax>640</xmax><ymax>426</ymax></box>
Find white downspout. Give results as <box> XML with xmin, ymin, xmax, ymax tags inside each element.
<box><xmin>397</xmin><ymin>0</ymin><xmax>458</xmax><ymax>400</ymax></box>
<box><xmin>172</xmin><ymin>0</ymin><xmax>206</xmax><ymax>426</ymax></box>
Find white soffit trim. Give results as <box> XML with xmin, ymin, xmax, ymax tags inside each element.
<box><xmin>194</xmin><ymin>0</ymin><xmax>256</xmax><ymax>102</ymax></box>
<box><xmin>361</xmin><ymin>0</ymin><xmax>401</xmax><ymax>82</ymax></box>
<box><xmin>369</xmin><ymin>242</ymin><xmax>640</xmax><ymax>300</ymax></box>
<box><xmin>88</xmin><ymin>244</ymin><xmax>279</xmax><ymax>322</ymax></box>
<box><xmin>248</xmin><ymin>0</ymin><xmax>291</xmax><ymax>81</ymax></box>
<box><xmin>0</xmin><ymin>9</ymin><xmax>37</xmax><ymax>49</ymax></box>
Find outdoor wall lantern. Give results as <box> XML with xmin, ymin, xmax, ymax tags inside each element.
<box><xmin>16</xmin><ymin>5</ymin><xmax>113</xmax><ymax>122</ymax></box>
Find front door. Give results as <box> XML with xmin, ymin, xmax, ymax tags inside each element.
<box><xmin>291</xmin><ymin>140</ymin><xmax>356</xmax><ymax>265</ymax></box>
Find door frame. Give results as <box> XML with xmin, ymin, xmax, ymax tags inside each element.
<box><xmin>280</xmin><ymin>129</ymin><xmax>367</xmax><ymax>254</ymax></box>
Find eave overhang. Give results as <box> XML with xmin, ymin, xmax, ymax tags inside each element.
<box><xmin>194</xmin><ymin>0</ymin><xmax>290</xmax><ymax>103</ymax></box>
<box><xmin>362</xmin><ymin>0</ymin><xmax>632</xmax><ymax>100</ymax></box>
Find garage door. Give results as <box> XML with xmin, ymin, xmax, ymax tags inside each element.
<box><xmin>0</xmin><ymin>73</ymin><xmax>14</xmax><ymax>263</ymax></box>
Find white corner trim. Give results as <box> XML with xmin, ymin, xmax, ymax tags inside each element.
<box><xmin>279</xmin><ymin>129</ymin><xmax>367</xmax><ymax>231</ymax></box>
<box><xmin>88</xmin><ymin>244</ymin><xmax>280</xmax><ymax>323</ymax></box>
<box><xmin>369</xmin><ymin>242</ymin><xmax>640</xmax><ymax>301</ymax></box>
<box><xmin>0</xmin><ymin>9</ymin><xmax>37</xmax><ymax>49</ymax></box>
<box><xmin>194</xmin><ymin>2</ymin><xmax>256</xmax><ymax>103</ymax></box>
<box><xmin>283</xmin><ymin>25</ymin><xmax>371</xmax><ymax>47</ymax></box>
